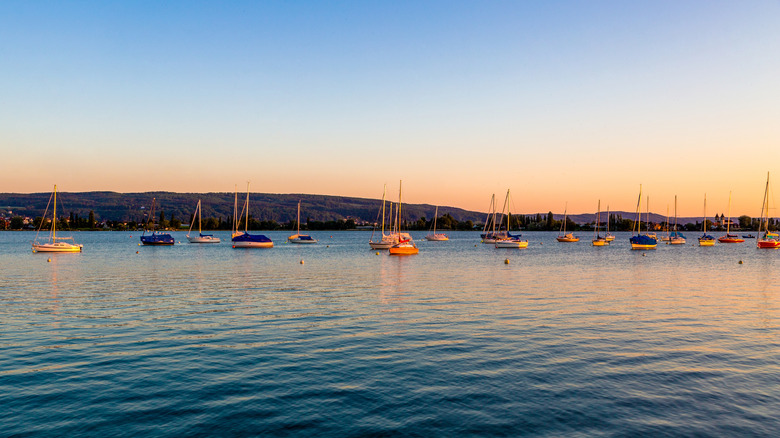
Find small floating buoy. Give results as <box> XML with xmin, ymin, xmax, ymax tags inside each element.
<box><xmin>739</xmin><ymin>260</ymin><xmax>743</xmax><ymax>264</ymax></box>
<box><xmin>47</xmin><ymin>258</ymin><xmax>51</xmax><ymax>262</ymax></box>
<box><xmin>376</xmin><ymin>252</ymin><xmax>380</xmax><ymax>255</ymax></box>
<box><xmin>326</xmin><ymin>245</ymin><xmax>329</xmax><ymax>248</ymax></box>
<box><xmin>330</xmin><ymin>235</ymin><xmax>333</xmax><ymax>238</ymax></box>
<box><xmin>504</xmin><ymin>258</ymin><xmax>509</xmax><ymax>264</ymax></box>
<box><xmin>136</xmin><ymin>251</ymin><xmax>139</xmax><ymax>254</ymax></box>
<box><xmin>474</xmin><ymin>244</ymin><xmax>478</xmax><ymax>247</ymax></box>
<box><xmin>300</xmin><ymin>259</ymin><xmax>304</xmax><ymax>264</ymax></box>
<box><xmin>642</xmin><ymin>253</ymin><xmax>646</xmax><ymax>257</ymax></box>
<box><xmin>138</xmin><ymin>243</ymin><xmax>141</xmax><ymax>246</ymax></box>
<box><xmin>540</xmin><ymin>242</ymin><xmax>543</xmax><ymax>245</ymax></box>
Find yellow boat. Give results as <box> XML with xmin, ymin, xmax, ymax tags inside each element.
<box><xmin>629</xmin><ymin>185</ymin><xmax>657</xmax><ymax>250</ymax></box>
<box><xmin>557</xmin><ymin>203</ymin><xmax>579</xmax><ymax>242</ymax></box>
<box><xmin>591</xmin><ymin>200</ymin><xmax>610</xmax><ymax>247</ymax></box>
<box><xmin>389</xmin><ymin>233</ymin><xmax>418</xmax><ymax>255</ymax></box>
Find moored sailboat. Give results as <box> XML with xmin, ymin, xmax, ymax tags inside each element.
<box><xmin>629</xmin><ymin>185</ymin><xmax>657</xmax><ymax>249</ymax></box>
<box><xmin>556</xmin><ymin>203</ymin><xmax>579</xmax><ymax>242</ymax></box>
<box><xmin>288</xmin><ymin>200</ymin><xmax>318</xmax><ymax>244</ymax></box>
<box><xmin>389</xmin><ymin>181</ymin><xmax>419</xmax><ymax>255</ymax></box>
<box><xmin>186</xmin><ymin>200</ymin><xmax>220</xmax><ymax>243</ymax></box>
<box><xmin>494</xmin><ymin>189</ymin><xmax>528</xmax><ymax>248</ymax></box>
<box><xmin>592</xmin><ymin>200</ymin><xmax>608</xmax><ymax>246</ymax></box>
<box><xmin>668</xmin><ymin>195</ymin><xmax>686</xmax><ymax>245</ymax></box>
<box><xmin>369</xmin><ymin>185</ymin><xmax>399</xmax><ymax>249</ymax></box>
<box><xmin>718</xmin><ymin>191</ymin><xmax>744</xmax><ymax>243</ymax></box>
<box><xmin>140</xmin><ymin>197</ymin><xmax>174</xmax><ymax>245</ymax></box>
<box><xmin>698</xmin><ymin>194</ymin><xmax>716</xmax><ymax>246</ymax></box>
<box><xmin>231</xmin><ymin>183</ymin><xmax>273</xmax><ymax>248</ymax></box>
<box><xmin>424</xmin><ymin>205</ymin><xmax>449</xmax><ymax>241</ymax></box>
<box><xmin>32</xmin><ymin>185</ymin><xmax>83</xmax><ymax>253</ymax></box>
<box><xmin>757</xmin><ymin>172</ymin><xmax>780</xmax><ymax>249</ymax></box>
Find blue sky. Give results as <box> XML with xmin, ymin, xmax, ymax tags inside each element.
<box><xmin>2</xmin><ymin>1</ymin><xmax>779</xmax><ymax>216</ymax></box>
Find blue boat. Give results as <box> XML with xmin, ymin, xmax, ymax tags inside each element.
<box><xmin>140</xmin><ymin>197</ymin><xmax>174</xmax><ymax>246</ymax></box>
<box><xmin>231</xmin><ymin>183</ymin><xmax>273</xmax><ymax>248</ymax></box>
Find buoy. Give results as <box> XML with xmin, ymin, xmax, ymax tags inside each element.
<box><xmin>739</xmin><ymin>260</ymin><xmax>743</xmax><ymax>264</ymax></box>
<box><xmin>474</xmin><ymin>244</ymin><xmax>478</xmax><ymax>247</ymax></box>
<box><xmin>300</xmin><ymin>259</ymin><xmax>304</xmax><ymax>264</ymax></box>
<box><xmin>642</xmin><ymin>253</ymin><xmax>646</xmax><ymax>257</ymax></box>
<box><xmin>47</xmin><ymin>258</ymin><xmax>51</xmax><ymax>262</ymax></box>
<box><xmin>540</xmin><ymin>242</ymin><xmax>543</xmax><ymax>245</ymax></box>
<box><xmin>138</xmin><ymin>243</ymin><xmax>141</xmax><ymax>246</ymax></box>
<box><xmin>136</xmin><ymin>251</ymin><xmax>139</xmax><ymax>254</ymax></box>
<box><xmin>504</xmin><ymin>258</ymin><xmax>509</xmax><ymax>264</ymax></box>
<box><xmin>376</xmin><ymin>252</ymin><xmax>380</xmax><ymax>255</ymax></box>
<box><xmin>326</xmin><ymin>245</ymin><xmax>329</xmax><ymax>248</ymax></box>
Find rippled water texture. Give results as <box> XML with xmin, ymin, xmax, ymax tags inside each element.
<box><xmin>1</xmin><ymin>231</ymin><xmax>778</xmax><ymax>436</ymax></box>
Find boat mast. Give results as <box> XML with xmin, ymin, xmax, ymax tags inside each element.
<box><xmin>606</xmin><ymin>205</ymin><xmax>610</xmax><ymax>236</ymax></box>
<box><xmin>233</xmin><ymin>185</ymin><xmax>238</xmax><ymax>236</ymax></box>
<box><xmin>560</xmin><ymin>202</ymin><xmax>568</xmax><ymax>235</ymax></box>
<box><xmin>245</xmin><ymin>182</ymin><xmax>250</xmax><ymax>233</ymax></box>
<box><xmin>646</xmin><ymin>196</ymin><xmax>650</xmax><ymax>234</ymax></box>
<box><xmin>198</xmin><ymin>200</ymin><xmax>202</xmax><ymax>234</ymax></box>
<box><xmin>594</xmin><ymin>200</ymin><xmax>600</xmax><ymax>239</ymax></box>
<box><xmin>726</xmin><ymin>191</ymin><xmax>732</xmax><ymax>235</ymax></box>
<box><xmin>381</xmin><ymin>185</ymin><xmax>386</xmax><ymax>237</ymax></box>
<box><xmin>703</xmin><ymin>193</ymin><xmax>707</xmax><ymax>234</ymax></box>
<box><xmin>674</xmin><ymin>195</ymin><xmax>678</xmax><ymax>233</ymax></box>
<box><xmin>634</xmin><ymin>185</ymin><xmax>642</xmax><ymax>235</ymax></box>
<box><xmin>433</xmin><ymin>205</ymin><xmax>438</xmax><ymax>235</ymax></box>
<box><xmin>52</xmin><ymin>184</ymin><xmax>57</xmax><ymax>242</ymax></box>
<box><xmin>397</xmin><ymin>180</ymin><xmax>402</xmax><ymax>232</ymax></box>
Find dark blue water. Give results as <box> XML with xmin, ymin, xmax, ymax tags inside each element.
<box><xmin>1</xmin><ymin>231</ymin><xmax>778</xmax><ymax>436</ymax></box>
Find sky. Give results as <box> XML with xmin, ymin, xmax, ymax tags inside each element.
<box><xmin>1</xmin><ymin>1</ymin><xmax>779</xmax><ymax>217</ymax></box>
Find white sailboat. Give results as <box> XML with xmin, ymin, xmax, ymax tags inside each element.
<box><xmin>718</xmin><ymin>191</ymin><xmax>744</xmax><ymax>243</ymax></box>
<box><xmin>757</xmin><ymin>172</ymin><xmax>780</xmax><ymax>248</ymax></box>
<box><xmin>370</xmin><ymin>184</ymin><xmax>400</xmax><ymax>249</ymax></box>
<box><xmin>32</xmin><ymin>185</ymin><xmax>83</xmax><ymax>253</ymax></box>
<box><xmin>187</xmin><ymin>200</ymin><xmax>220</xmax><ymax>243</ymax></box>
<box><xmin>388</xmin><ymin>181</ymin><xmax>419</xmax><ymax>255</ymax></box>
<box><xmin>424</xmin><ymin>206</ymin><xmax>449</xmax><ymax>241</ymax></box>
<box><xmin>668</xmin><ymin>195</ymin><xmax>686</xmax><ymax>245</ymax></box>
<box><xmin>698</xmin><ymin>194</ymin><xmax>716</xmax><ymax>246</ymax></box>
<box><xmin>494</xmin><ymin>189</ymin><xmax>528</xmax><ymax>248</ymax></box>
<box><xmin>288</xmin><ymin>200</ymin><xmax>318</xmax><ymax>244</ymax></box>
<box><xmin>556</xmin><ymin>202</ymin><xmax>579</xmax><ymax>242</ymax></box>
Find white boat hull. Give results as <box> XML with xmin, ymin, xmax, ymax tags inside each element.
<box><xmin>425</xmin><ymin>234</ymin><xmax>449</xmax><ymax>241</ymax></box>
<box><xmin>187</xmin><ymin>235</ymin><xmax>221</xmax><ymax>243</ymax></box>
<box><xmin>232</xmin><ymin>241</ymin><xmax>273</xmax><ymax>248</ymax></box>
<box><xmin>289</xmin><ymin>237</ymin><xmax>318</xmax><ymax>244</ymax></box>
<box><xmin>495</xmin><ymin>240</ymin><xmax>528</xmax><ymax>248</ymax></box>
<box><xmin>33</xmin><ymin>242</ymin><xmax>83</xmax><ymax>253</ymax></box>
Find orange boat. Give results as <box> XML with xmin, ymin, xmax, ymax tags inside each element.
<box><xmin>389</xmin><ymin>233</ymin><xmax>418</xmax><ymax>255</ymax></box>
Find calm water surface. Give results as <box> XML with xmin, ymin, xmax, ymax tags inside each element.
<box><xmin>1</xmin><ymin>231</ymin><xmax>778</xmax><ymax>436</ymax></box>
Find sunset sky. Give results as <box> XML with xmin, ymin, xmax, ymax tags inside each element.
<box><xmin>2</xmin><ymin>1</ymin><xmax>779</xmax><ymax>217</ymax></box>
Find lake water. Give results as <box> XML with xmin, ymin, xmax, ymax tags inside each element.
<box><xmin>1</xmin><ymin>230</ymin><xmax>778</xmax><ymax>436</ymax></box>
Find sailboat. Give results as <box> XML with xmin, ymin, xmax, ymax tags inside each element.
<box><xmin>698</xmin><ymin>194</ymin><xmax>716</xmax><ymax>246</ymax></box>
<box><xmin>659</xmin><ymin>205</ymin><xmax>671</xmax><ymax>242</ymax></box>
<box><xmin>592</xmin><ymin>200</ymin><xmax>608</xmax><ymax>246</ymax></box>
<box><xmin>556</xmin><ymin>203</ymin><xmax>579</xmax><ymax>242</ymax></box>
<box><xmin>644</xmin><ymin>196</ymin><xmax>657</xmax><ymax>240</ymax></box>
<box><xmin>369</xmin><ymin>185</ymin><xmax>399</xmax><ymax>249</ymax></box>
<box><xmin>718</xmin><ymin>191</ymin><xmax>744</xmax><ymax>243</ymax></box>
<box><xmin>757</xmin><ymin>172</ymin><xmax>780</xmax><ymax>249</ymax></box>
<box><xmin>31</xmin><ymin>185</ymin><xmax>83</xmax><ymax>253</ymax></box>
<box><xmin>668</xmin><ymin>195</ymin><xmax>686</xmax><ymax>245</ymax></box>
<box><xmin>424</xmin><ymin>206</ymin><xmax>449</xmax><ymax>241</ymax></box>
<box><xmin>629</xmin><ymin>185</ymin><xmax>657</xmax><ymax>249</ymax></box>
<box><xmin>140</xmin><ymin>197</ymin><xmax>175</xmax><ymax>245</ymax></box>
<box><xmin>494</xmin><ymin>189</ymin><xmax>528</xmax><ymax>248</ymax></box>
<box><xmin>605</xmin><ymin>206</ymin><xmax>615</xmax><ymax>241</ymax></box>
<box><xmin>481</xmin><ymin>194</ymin><xmax>500</xmax><ymax>243</ymax></box>
<box><xmin>288</xmin><ymin>200</ymin><xmax>318</xmax><ymax>244</ymax></box>
<box><xmin>231</xmin><ymin>183</ymin><xmax>273</xmax><ymax>248</ymax></box>
<box><xmin>389</xmin><ymin>181</ymin><xmax>419</xmax><ymax>255</ymax></box>
<box><xmin>186</xmin><ymin>200</ymin><xmax>220</xmax><ymax>243</ymax></box>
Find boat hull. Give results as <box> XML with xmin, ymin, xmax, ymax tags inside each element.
<box><xmin>757</xmin><ymin>240</ymin><xmax>780</xmax><ymax>249</ymax></box>
<box><xmin>289</xmin><ymin>234</ymin><xmax>318</xmax><ymax>244</ymax></box>
<box><xmin>718</xmin><ymin>237</ymin><xmax>744</xmax><ymax>243</ymax></box>
<box><xmin>556</xmin><ymin>237</ymin><xmax>579</xmax><ymax>242</ymax></box>
<box><xmin>495</xmin><ymin>240</ymin><xmax>528</xmax><ymax>248</ymax></box>
<box><xmin>389</xmin><ymin>246</ymin><xmax>419</xmax><ymax>255</ymax></box>
<box><xmin>668</xmin><ymin>238</ymin><xmax>686</xmax><ymax>245</ymax></box>
<box><xmin>187</xmin><ymin>235</ymin><xmax>221</xmax><ymax>243</ymax></box>
<box><xmin>630</xmin><ymin>234</ymin><xmax>657</xmax><ymax>250</ymax></box>
<box><xmin>32</xmin><ymin>242</ymin><xmax>83</xmax><ymax>253</ymax></box>
<box><xmin>140</xmin><ymin>233</ymin><xmax>175</xmax><ymax>245</ymax></box>
<box><xmin>232</xmin><ymin>232</ymin><xmax>273</xmax><ymax>248</ymax></box>
<box><xmin>424</xmin><ymin>234</ymin><xmax>449</xmax><ymax>241</ymax></box>
<box><xmin>369</xmin><ymin>241</ymin><xmax>393</xmax><ymax>250</ymax></box>
<box><xmin>592</xmin><ymin>239</ymin><xmax>609</xmax><ymax>246</ymax></box>
<box><xmin>698</xmin><ymin>239</ymin><xmax>716</xmax><ymax>246</ymax></box>
<box><xmin>631</xmin><ymin>243</ymin><xmax>657</xmax><ymax>250</ymax></box>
